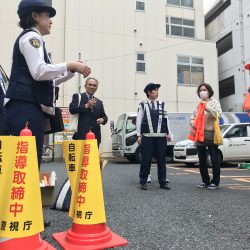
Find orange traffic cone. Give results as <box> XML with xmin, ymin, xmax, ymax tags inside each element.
<box><xmin>0</xmin><ymin>123</ymin><xmax>55</xmax><ymax>250</ymax></box>
<box><xmin>53</xmin><ymin>131</ymin><xmax>128</xmax><ymax>249</ymax></box>
<box><xmin>0</xmin><ymin>234</ymin><xmax>55</xmax><ymax>250</ymax></box>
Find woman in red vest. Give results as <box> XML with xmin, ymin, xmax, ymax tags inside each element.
<box><xmin>189</xmin><ymin>83</ymin><xmax>222</xmax><ymax>190</ymax></box>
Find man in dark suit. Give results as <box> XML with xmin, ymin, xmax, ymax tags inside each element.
<box><xmin>69</xmin><ymin>77</ymin><xmax>108</xmax><ymax>146</ymax></box>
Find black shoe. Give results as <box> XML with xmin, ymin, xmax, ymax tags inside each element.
<box><xmin>160</xmin><ymin>183</ymin><xmax>171</xmax><ymax>190</ymax></box>
<box><xmin>196</xmin><ymin>182</ymin><xmax>208</xmax><ymax>188</ymax></box>
<box><xmin>44</xmin><ymin>220</ymin><xmax>51</xmax><ymax>228</ymax></box>
<box><xmin>140</xmin><ymin>184</ymin><xmax>147</xmax><ymax>190</ymax></box>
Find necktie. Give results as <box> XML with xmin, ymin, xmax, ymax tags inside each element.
<box><xmin>89</xmin><ymin>95</ymin><xmax>94</xmax><ymax>113</ymax></box>
<box><xmin>151</xmin><ymin>101</ymin><xmax>155</xmax><ymax>110</ymax></box>
<box><xmin>151</xmin><ymin>101</ymin><xmax>157</xmax><ymax>132</ymax></box>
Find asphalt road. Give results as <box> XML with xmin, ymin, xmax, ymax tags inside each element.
<box><xmin>41</xmin><ymin>160</ymin><xmax>250</xmax><ymax>250</ymax></box>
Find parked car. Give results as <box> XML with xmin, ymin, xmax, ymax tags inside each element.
<box><xmin>174</xmin><ymin>123</ymin><xmax>250</xmax><ymax>167</ymax></box>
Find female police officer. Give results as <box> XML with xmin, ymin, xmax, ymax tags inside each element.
<box><xmin>5</xmin><ymin>0</ymin><xmax>91</xmax><ymax>166</ymax></box>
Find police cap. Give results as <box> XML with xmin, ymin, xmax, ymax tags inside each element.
<box><xmin>17</xmin><ymin>0</ymin><xmax>56</xmax><ymax>18</ymax></box>
<box><xmin>144</xmin><ymin>83</ymin><xmax>161</xmax><ymax>94</ymax></box>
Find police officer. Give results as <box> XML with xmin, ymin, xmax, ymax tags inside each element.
<box><xmin>136</xmin><ymin>83</ymin><xmax>172</xmax><ymax>190</ymax></box>
<box><xmin>5</xmin><ymin>0</ymin><xmax>91</xmax><ymax>167</ymax></box>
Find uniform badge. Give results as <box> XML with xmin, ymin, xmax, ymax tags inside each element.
<box><xmin>29</xmin><ymin>38</ymin><xmax>41</xmax><ymax>48</ymax></box>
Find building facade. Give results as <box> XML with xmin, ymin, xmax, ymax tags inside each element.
<box><xmin>0</xmin><ymin>0</ymin><xmax>218</xmax><ymax>155</ymax></box>
<box><xmin>205</xmin><ymin>0</ymin><xmax>250</xmax><ymax>112</ymax></box>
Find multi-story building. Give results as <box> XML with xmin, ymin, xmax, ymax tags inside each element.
<box><xmin>205</xmin><ymin>0</ymin><xmax>250</xmax><ymax>112</ymax></box>
<box><xmin>0</xmin><ymin>0</ymin><xmax>218</xmax><ymax>155</ymax></box>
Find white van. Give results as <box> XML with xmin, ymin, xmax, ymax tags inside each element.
<box><xmin>111</xmin><ymin>112</ymin><xmax>192</xmax><ymax>163</ymax></box>
<box><xmin>174</xmin><ymin>122</ymin><xmax>250</xmax><ymax>167</ymax></box>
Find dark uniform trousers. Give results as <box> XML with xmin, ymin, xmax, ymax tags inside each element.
<box><xmin>139</xmin><ymin>135</ymin><xmax>167</xmax><ymax>185</ymax></box>
<box><xmin>5</xmin><ymin>100</ymin><xmax>45</xmax><ymax>167</ymax></box>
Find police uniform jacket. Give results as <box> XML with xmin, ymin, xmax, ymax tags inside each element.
<box><xmin>136</xmin><ymin>100</ymin><xmax>169</xmax><ymax>137</ymax></box>
<box><xmin>6</xmin><ymin>28</ymin><xmax>74</xmax><ymax>115</ymax></box>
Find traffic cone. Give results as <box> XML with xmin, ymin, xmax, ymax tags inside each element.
<box><xmin>53</xmin><ymin>131</ymin><xmax>128</xmax><ymax>249</ymax></box>
<box><xmin>0</xmin><ymin>234</ymin><xmax>55</xmax><ymax>250</ymax></box>
<box><xmin>0</xmin><ymin>123</ymin><xmax>55</xmax><ymax>250</ymax></box>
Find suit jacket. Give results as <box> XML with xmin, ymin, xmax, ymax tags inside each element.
<box><xmin>69</xmin><ymin>92</ymin><xmax>108</xmax><ymax>144</ymax></box>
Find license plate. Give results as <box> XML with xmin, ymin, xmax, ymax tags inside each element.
<box><xmin>175</xmin><ymin>152</ymin><xmax>181</xmax><ymax>157</ymax></box>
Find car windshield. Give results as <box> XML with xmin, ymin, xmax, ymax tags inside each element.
<box><xmin>126</xmin><ymin>116</ymin><xmax>136</xmax><ymax>134</ymax></box>
<box><xmin>220</xmin><ymin>125</ymin><xmax>230</xmax><ymax>133</ymax></box>
<box><xmin>115</xmin><ymin>114</ymin><xmax>126</xmax><ymax>132</ymax></box>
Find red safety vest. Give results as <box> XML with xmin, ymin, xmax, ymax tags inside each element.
<box><xmin>188</xmin><ymin>102</ymin><xmax>206</xmax><ymax>142</ymax></box>
<box><xmin>243</xmin><ymin>86</ymin><xmax>250</xmax><ymax>117</ymax></box>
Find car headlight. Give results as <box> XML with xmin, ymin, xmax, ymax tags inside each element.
<box><xmin>175</xmin><ymin>142</ymin><xmax>182</xmax><ymax>147</ymax></box>
<box><xmin>186</xmin><ymin>143</ymin><xmax>196</xmax><ymax>149</ymax></box>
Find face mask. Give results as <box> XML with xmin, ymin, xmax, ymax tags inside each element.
<box><xmin>199</xmin><ymin>91</ymin><xmax>208</xmax><ymax>100</ymax></box>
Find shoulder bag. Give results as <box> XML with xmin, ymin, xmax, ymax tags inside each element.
<box><xmin>213</xmin><ymin>113</ymin><xmax>223</xmax><ymax>145</ymax></box>
<box><xmin>68</xmin><ymin>93</ymin><xmax>81</xmax><ymax>132</ymax></box>
<box><xmin>45</xmin><ymin>107</ymin><xmax>64</xmax><ymax>134</ymax></box>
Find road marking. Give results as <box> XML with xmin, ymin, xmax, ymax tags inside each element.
<box><xmin>220</xmin><ymin>168</ymin><xmax>239</xmax><ymax>171</ymax></box>
<box><xmin>167</xmin><ymin>166</ymin><xmax>180</xmax><ymax>170</ymax></box>
<box><xmin>226</xmin><ymin>186</ymin><xmax>250</xmax><ymax>190</ymax></box>
<box><xmin>168</xmin><ymin>165</ymin><xmax>250</xmax><ymax>188</ymax></box>
<box><xmin>223</xmin><ymin>183</ymin><xmax>244</xmax><ymax>186</ymax></box>
<box><xmin>183</xmin><ymin>169</ymin><xmax>200</xmax><ymax>174</ymax></box>
<box><xmin>232</xmin><ymin>178</ymin><xmax>250</xmax><ymax>183</ymax></box>
<box><xmin>221</xmin><ymin>176</ymin><xmax>250</xmax><ymax>178</ymax></box>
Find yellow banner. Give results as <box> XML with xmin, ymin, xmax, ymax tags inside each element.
<box><xmin>63</xmin><ymin>140</ymin><xmax>84</xmax><ymax>217</ymax></box>
<box><xmin>0</xmin><ymin>136</ymin><xmax>44</xmax><ymax>238</ymax></box>
<box><xmin>64</xmin><ymin>139</ymin><xmax>106</xmax><ymax>224</ymax></box>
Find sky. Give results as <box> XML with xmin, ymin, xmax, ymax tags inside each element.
<box><xmin>203</xmin><ymin>0</ymin><xmax>218</xmax><ymax>13</ymax></box>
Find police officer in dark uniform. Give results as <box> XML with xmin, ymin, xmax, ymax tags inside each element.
<box><xmin>136</xmin><ymin>83</ymin><xmax>172</xmax><ymax>190</ymax></box>
<box><xmin>5</xmin><ymin>0</ymin><xmax>91</xmax><ymax>167</ymax></box>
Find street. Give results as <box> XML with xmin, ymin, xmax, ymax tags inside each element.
<box><xmin>41</xmin><ymin>161</ymin><xmax>250</xmax><ymax>250</ymax></box>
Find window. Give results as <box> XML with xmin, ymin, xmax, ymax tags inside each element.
<box><xmin>177</xmin><ymin>56</ymin><xmax>204</xmax><ymax>86</ymax></box>
<box><xmin>136</xmin><ymin>1</ymin><xmax>145</xmax><ymax>11</ymax></box>
<box><xmin>205</xmin><ymin>0</ymin><xmax>231</xmax><ymax>26</ymax></box>
<box><xmin>115</xmin><ymin>114</ymin><xmax>126</xmax><ymax>132</ymax></box>
<box><xmin>126</xmin><ymin>117</ymin><xmax>137</xmax><ymax>134</ymax></box>
<box><xmin>226</xmin><ymin>125</ymin><xmax>247</xmax><ymax>138</ymax></box>
<box><xmin>219</xmin><ymin>76</ymin><xmax>235</xmax><ymax>98</ymax></box>
<box><xmin>136</xmin><ymin>53</ymin><xmax>145</xmax><ymax>72</ymax></box>
<box><xmin>167</xmin><ymin>0</ymin><xmax>193</xmax><ymax>8</ymax></box>
<box><xmin>216</xmin><ymin>32</ymin><xmax>233</xmax><ymax>56</ymax></box>
<box><xmin>166</xmin><ymin>16</ymin><xmax>195</xmax><ymax>38</ymax></box>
